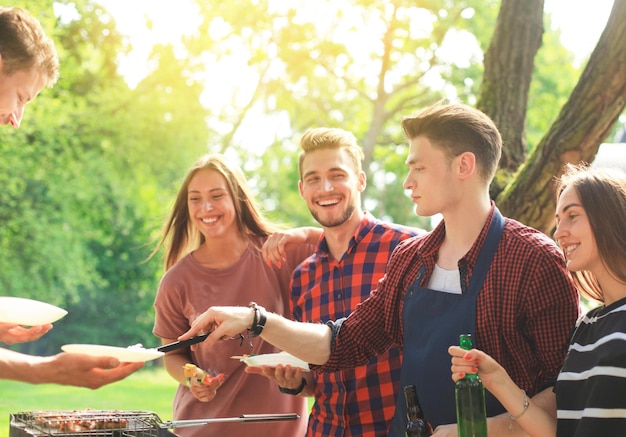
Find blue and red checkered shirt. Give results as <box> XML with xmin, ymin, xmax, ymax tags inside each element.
<box><xmin>291</xmin><ymin>212</ymin><xmax>421</xmax><ymax>437</ymax></box>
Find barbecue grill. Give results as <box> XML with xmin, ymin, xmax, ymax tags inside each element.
<box><xmin>10</xmin><ymin>411</ymin><xmax>174</xmax><ymax>437</ymax></box>
<box><xmin>10</xmin><ymin>410</ymin><xmax>300</xmax><ymax>437</ymax></box>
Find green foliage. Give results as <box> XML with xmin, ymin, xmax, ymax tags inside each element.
<box><xmin>251</xmin><ymin>140</ymin><xmax>316</xmax><ymax>227</ymax></box>
<box><xmin>0</xmin><ymin>125</ymin><xmax>102</xmax><ymax>307</ymax></box>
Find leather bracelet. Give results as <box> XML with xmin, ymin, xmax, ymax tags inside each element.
<box><xmin>248</xmin><ymin>302</ymin><xmax>267</xmax><ymax>337</ymax></box>
<box><xmin>279</xmin><ymin>377</ymin><xmax>307</xmax><ymax>395</ymax></box>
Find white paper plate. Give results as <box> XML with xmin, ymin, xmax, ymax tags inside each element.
<box><xmin>0</xmin><ymin>296</ymin><xmax>68</xmax><ymax>326</ymax></box>
<box><xmin>236</xmin><ymin>352</ymin><xmax>310</xmax><ymax>371</ymax></box>
<box><xmin>61</xmin><ymin>344</ymin><xmax>164</xmax><ymax>363</ymax></box>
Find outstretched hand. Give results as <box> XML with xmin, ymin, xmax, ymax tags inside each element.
<box><xmin>0</xmin><ymin>322</ymin><xmax>52</xmax><ymax>344</ymax></box>
<box><xmin>179</xmin><ymin>306</ymin><xmax>254</xmax><ymax>350</ymax></box>
<box><xmin>42</xmin><ymin>353</ymin><xmax>144</xmax><ymax>389</ymax></box>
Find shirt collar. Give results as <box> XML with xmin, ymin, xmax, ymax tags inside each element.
<box><xmin>317</xmin><ymin>211</ymin><xmax>378</xmax><ymax>258</ymax></box>
<box><xmin>418</xmin><ymin>201</ymin><xmax>498</xmax><ymax>270</ymax></box>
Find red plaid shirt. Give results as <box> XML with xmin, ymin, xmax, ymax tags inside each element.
<box><xmin>291</xmin><ymin>213</ymin><xmax>420</xmax><ymax>437</ymax></box>
<box><xmin>322</xmin><ymin>204</ymin><xmax>580</xmax><ymax>401</ymax></box>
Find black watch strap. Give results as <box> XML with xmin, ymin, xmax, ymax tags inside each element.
<box><xmin>278</xmin><ymin>377</ymin><xmax>307</xmax><ymax>395</ymax></box>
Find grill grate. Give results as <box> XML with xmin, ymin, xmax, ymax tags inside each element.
<box><xmin>9</xmin><ymin>410</ymin><xmax>175</xmax><ymax>437</ymax></box>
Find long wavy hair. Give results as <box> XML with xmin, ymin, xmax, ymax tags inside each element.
<box><xmin>152</xmin><ymin>154</ymin><xmax>280</xmax><ymax>270</ymax></box>
<box><xmin>555</xmin><ymin>163</ymin><xmax>626</xmax><ymax>303</ymax></box>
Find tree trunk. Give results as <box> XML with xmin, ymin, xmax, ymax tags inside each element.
<box><xmin>498</xmin><ymin>0</ymin><xmax>626</xmax><ymax>234</ymax></box>
<box><xmin>362</xmin><ymin>2</ymin><xmax>398</xmax><ymax>173</ymax></box>
<box><xmin>477</xmin><ymin>0</ymin><xmax>544</xmax><ymax>172</ymax></box>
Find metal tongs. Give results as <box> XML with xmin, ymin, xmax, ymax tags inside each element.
<box><xmin>159</xmin><ymin>413</ymin><xmax>300</xmax><ymax>429</ymax></box>
<box><xmin>156</xmin><ymin>333</ymin><xmax>209</xmax><ymax>353</ymax></box>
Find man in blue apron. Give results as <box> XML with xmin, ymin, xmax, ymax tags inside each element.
<box><xmin>180</xmin><ymin>102</ymin><xmax>580</xmax><ymax>435</ymax></box>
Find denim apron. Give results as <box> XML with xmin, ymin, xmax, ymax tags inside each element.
<box><xmin>389</xmin><ymin>209</ymin><xmax>506</xmax><ymax>435</ymax></box>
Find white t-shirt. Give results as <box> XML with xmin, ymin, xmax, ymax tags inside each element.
<box><xmin>428</xmin><ymin>264</ymin><xmax>462</xmax><ymax>294</ymax></box>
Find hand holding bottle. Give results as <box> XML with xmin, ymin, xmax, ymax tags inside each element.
<box><xmin>448</xmin><ymin>344</ymin><xmax>507</xmax><ymax>390</ymax></box>
<box><xmin>449</xmin><ymin>340</ymin><xmax>555</xmax><ymax>437</ymax></box>
<box><xmin>454</xmin><ymin>334</ymin><xmax>488</xmax><ymax>437</ymax></box>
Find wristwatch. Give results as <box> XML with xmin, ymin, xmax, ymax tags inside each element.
<box><xmin>278</xmin><ymin>377</ymin><xmax>307</xmax><ymax>395</ymax></box>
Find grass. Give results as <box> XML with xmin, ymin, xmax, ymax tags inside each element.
<box><xmin>0</xmin><ymin>367</ymin><xmax>177</xmax><ymax>436</ymax></box>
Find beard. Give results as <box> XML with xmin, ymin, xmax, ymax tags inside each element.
<box><xmin>310</xmin><ymin>202</ymin><xmax>356</xmax><ymax>228</ymax></box>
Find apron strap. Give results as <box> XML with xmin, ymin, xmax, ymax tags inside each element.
<box><xmin>465</xmin><ymin>208</ymin><xmax>504</xmax><ymax>296</ymax></box>
<box><xmin>390</xmin><ymin>208</ymin><xmax>506</xmax><ymax>435</ymax></box>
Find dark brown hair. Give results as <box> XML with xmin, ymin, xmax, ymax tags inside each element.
<box><xmin>401</xmin><ymin>102</ymin><xmax>502</xmax><ymax>182</ymax></box>
<box><xmin>555</xmin><ymin>163</ymin><xmax>626</xmax><ymax>302</ymax></box>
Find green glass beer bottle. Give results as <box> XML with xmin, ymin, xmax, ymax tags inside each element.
<box><xmin>404</xmin><ymin>385</ymin><xmax>433</xmax><ymax>436</ymax></box>
<box><xmin>455</xmin><ymin>334</ymin><xmax>488</xmax><ymax>437</ymax></box>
